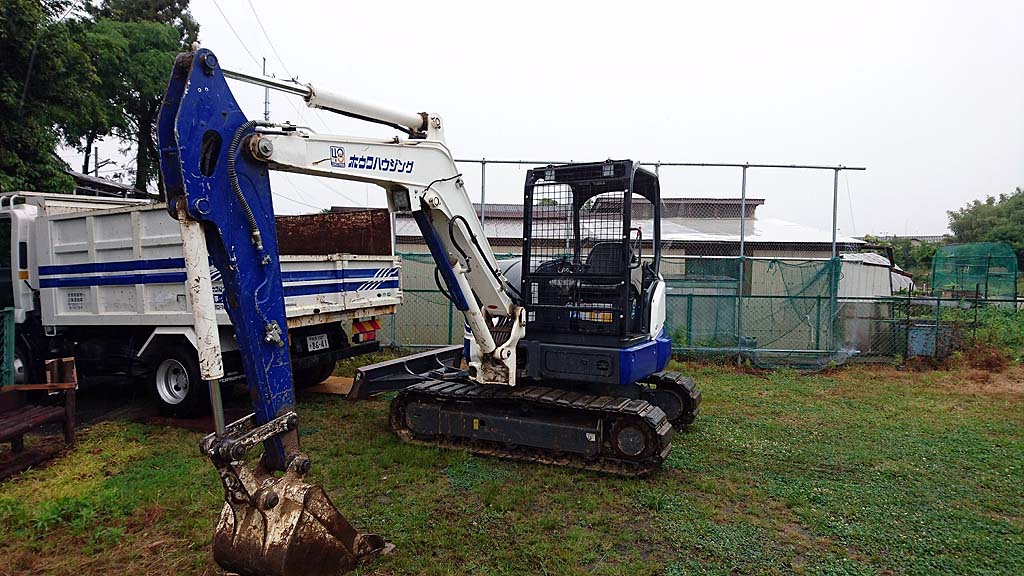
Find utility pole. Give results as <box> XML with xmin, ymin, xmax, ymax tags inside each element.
<box><xmin>263</xmin><ymin>57</ymin><xmax>270</xmax><ymax>121</ymax></box>
<box><xmin>94</xmin><ymin>145</ymin><xmax>99</xmax><ymax>176</ymax></box>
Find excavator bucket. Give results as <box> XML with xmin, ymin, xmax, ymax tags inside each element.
<box><xmin>212</xmin><ymin>467</ymin><xmax>391</xmax><ymax>576</ymax></box>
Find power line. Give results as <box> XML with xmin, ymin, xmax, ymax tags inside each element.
<box><xmin>211</xmin><ymin>0</ymin><xmax>262</xmax><ymax>69</ymax></box>
<box><xmin>245</xmin><ymin>0</ymin><xmax>293</xmax><ymax>80</ymax></box>
<box><xmin>273</xmin><ymin>191</ymin><xmax>321</xmax><ymax>211</ymax></box>
<box><xmin>283</xmin><ymin>172</ymin><xmax>360</xmax><ymax>207</ymax></box>
<box><xmin>242</xmin><ymin>0</ymin><xmax>331</xmax><ymax>133</ymax></box>
<box><xmin>310</xmin><ymin>175</ymin><xmax>362</xmax><ymax>206</ymax></box>
<box><xmin>208</xmin><ymin>1</ymin><xmax>331</xmax><ymax>133</ymax></box>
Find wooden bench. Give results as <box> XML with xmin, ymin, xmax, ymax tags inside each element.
<box><xmin>0</xmin><ymin>358</ymin><xmax>77</xmax><ymax>479</ymax></box>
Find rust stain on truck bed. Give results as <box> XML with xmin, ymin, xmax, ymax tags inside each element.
<box><xmin>276</xmin><ymin>209</ymin><xmax>391</xmax><ymax>256</ymax></box>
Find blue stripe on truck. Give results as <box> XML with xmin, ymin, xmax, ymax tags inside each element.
<box><xmin>39</xmin><ymin>272</ymin><xmax>188</xmax><ymax>288</ymax></box>
<box><xmin>42</xmin><ymin>259</ymin><xmax>395</xmax><ymax>281</ymax></box>
<box><xmin>283</xmin><ymin>280</ymin><xmax>399</xmax><ymax>297</ymax></box>
<box><xmin>280</xmin><ymin>267</ymin><xmax>397</xmax><ymax>282</ymax></box>
<box><xmin>38</xmin><ymin>259</ymin><xmax>399</xmax><ymax>293</ymax></box>
<box><xmin>39</xmin><ymin>258</ymin><xmax>187</xmax><ymax>276</ymax></box>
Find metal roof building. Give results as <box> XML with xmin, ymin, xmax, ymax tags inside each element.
<box><xmin>394</xmin><ymin>197</ymin><xmax>862</xmax><ymax>256</ymax></box>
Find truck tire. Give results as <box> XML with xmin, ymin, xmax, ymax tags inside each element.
<box><xmin>14</xmin><ymin>344</ymin><xmax>31</xmax><ymax>385</ymax></box>
<box><xmin>294</xmin><ymin>361</ymin><xmax>336</xmax><ymax>388</ymax></box>
<box><xmin>150</xmin><ymin>349</ymin><xmax>209</xmax><ymax>418</ymax></box>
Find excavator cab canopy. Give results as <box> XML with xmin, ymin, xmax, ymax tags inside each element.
<box><xmin>521</xmin><ymin>160</ymin><xmax>662</xmax><ymax>345</ymax></box>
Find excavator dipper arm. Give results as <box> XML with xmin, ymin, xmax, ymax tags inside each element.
<box><xmin>157</xmin><ymin>49</ymin><xmax>388</xmax><ymax>576</ymax></box>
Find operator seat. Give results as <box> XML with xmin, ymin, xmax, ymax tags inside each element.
<box><xmin>580</xmin><ymin>242</ymin><xmax>628</xmax><ymax>304</ymax></box>
<box><xmin>585</xmin><ymin>242</ymin><xmax>627</xmax><ymax>276</ymax></box>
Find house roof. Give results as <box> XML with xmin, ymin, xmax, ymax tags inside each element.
<box><xmin>396</xmin><ymin>214</ymin><xmax>862</xmax><ymax>246</ymax></box>
<box><xmin>654</xmin><ymin>217</ymin><xmax>862</xmax><ymax>245</ymax></box>
<box><xmin>468</xmin><ymin>197</ymin><xmax>768</xmax><ymax>219</ymax></box>
<box><xmin>66</xmin><ymin>170</ymin><xmax>148</xmax><ymax>198</ymax></box>
<box><xmin>393</xmin><ymin>197</ymin><xmax>860</xmax><ymax>247</ymax></box>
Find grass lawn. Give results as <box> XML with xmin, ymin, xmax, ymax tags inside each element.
<box><xmin>0</xmin><ymin>360</ymin><xmax>1021</xmax><ymax>575</ymax></box>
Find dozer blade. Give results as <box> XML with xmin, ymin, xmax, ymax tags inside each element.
<box><xmin>213</xmin><ymin>469</ymin><xmax>391</xmax><ymax>576</ymax></box>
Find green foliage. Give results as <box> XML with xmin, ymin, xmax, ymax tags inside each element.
<box><xmin>0</xmin><ymin>0</ymin><xmax>195</xmax><ymax>195</ymax></box>
<box><xmin>974</xmin><ymin>306</ymin><xmax>1024</xmax><ymax>361</ymax></box>
<box><xmin>862</xmin><ymin>234</ymin><xmax>944</xmax><ymax>278</ymax></box>
<box><xmin>948</xmin><ymin>187</ymin><xmax>1024</xmax><ymax>268</ymax></box>
<box><xmin>72</xmin><ymin>0</ymin><xmax>196</xmax><ymax>192</ymax></box>
<box><xmin>0</xmin><ymin>0</ymin><xmax>91</xmax><ymax>193</ymax></box>
<box><xmin>86</xmin><ymin>0</ymin><xmax>198</xmax><ymax>43</ymax></box>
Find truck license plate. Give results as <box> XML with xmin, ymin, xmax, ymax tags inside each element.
<box><xmin>306</xmin><ymin>334</ymin><xmax>329</xmax><ymax>352</ymax></box>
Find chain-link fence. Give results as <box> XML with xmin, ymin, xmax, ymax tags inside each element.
<box><xmin>376</xmin><ymin>159</ymin><xmax>1023</xmax><ymax>368</ymax></box>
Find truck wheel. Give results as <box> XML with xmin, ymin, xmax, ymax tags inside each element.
<box><xmin>294</xmin><ymin>361</ymin><xmax>336</xmax><ymax>388</ymax></box>
<box><xmin>151</xmin><ymin>349</ymin><xmax>209</xmax><ymax>418</ymax></box>
<box><xmin>14</xmin><ymin>344</ymin><xmax>31</xmax><ymax>385</ymax></box>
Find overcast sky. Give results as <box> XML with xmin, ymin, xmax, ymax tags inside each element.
<box><xmin>68</xmin><ymin>0</ymin><xmax>1024</xmax><ymax>236</ymax></box>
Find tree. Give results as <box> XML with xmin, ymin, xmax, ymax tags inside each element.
<box><xmin>862</xmin><ymin>234</ymin><xmax>943</xmax><ymax>277</ymax></box>
<box><xmin>948</xmin><ymin>188</ymin><xmax>1024</xmax><ymax>267</ymax></box>
<box><xmin>0</xmin><ymin>1</ymin><xmax>95</xmax><ymax>193</ymax></box>
<box><xmin>80</xmin><ymin>0</ymin><xmax>197</xmax><ymax>193</ymax></box>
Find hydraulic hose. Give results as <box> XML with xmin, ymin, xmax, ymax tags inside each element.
<box><xmin>448</xmin><ymin>214</ymin><xmax>521</xmax><ymax>300</ymax></box>
<box><xmin>228</xmin><ymin>120</ymin><xmax>263</xmax><ymax>251</ymax></box>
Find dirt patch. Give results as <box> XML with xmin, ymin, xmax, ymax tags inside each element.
<box><xmin>829</xmin><ymin>360</ymin><xmax>1023</xmax><ymax>399</ymax></box>
<box><xmin>0</xmin><ymin>505</ymin><xmax>210</xmax><ymax>576</ymax></box>
<box><xmin>944</xmin><ymin>365</ymin><xmax>1024</xmax><ymax>397</ymax></box>
<box><xmin>0</xmin><ymin>436</ymin><xmax>68</xmax><ymax>480</ymax></box>
<box><xmin>904</xmin><ymin>354</ymin><xmax>952</xmax><ymax>372</ymax></box>
<box><xmin>961</xmin><ymin>343</ymin><xmax>1011</xmax><ymax>372</ymax></box>
<box><xmin>139</xmin><ymin>407</ymin><xmax>249</xmax><ymax>433</ymax></box>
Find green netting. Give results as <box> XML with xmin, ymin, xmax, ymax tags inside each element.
<box><xmin>388</xmin><ymin>250</ymin><xmax>1020</xmax><ymax>368</ymax></box>
<box><xmin>931</xmin><ymin>243</ymin><xmax>1018</xmax><ymax>300</ymax></box>
<box><xmin>664</xmin><ymin>257</ymin><xmax>842</xmax><ymax>369</ymax></box>
<box><xmin>391</xmin><ymin>253</ymin><xmax>848</xmax><ymax>368</ymax></box>
<box><xmin>0</xmin><ymin>307</ymin><xmax>13</xmax><ymax>386</ymax></box>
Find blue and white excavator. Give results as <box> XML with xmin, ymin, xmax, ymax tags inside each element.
<box><xmin>157</xmin><ymin>48</ymin><xmax>701</xmax><ymax>576</ymax></box>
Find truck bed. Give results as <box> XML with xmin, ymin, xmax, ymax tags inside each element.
<box><xmin>37</xmin><ymin>203</ymin><xmax>400</xmax><ymax>328</ymax></box>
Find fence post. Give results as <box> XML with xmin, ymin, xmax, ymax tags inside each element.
<box><xmin>686</xmin><ymin>293</ymin><xmax>693</xmax><ymax>347</ymax></box>
<box><xmin>448</xmin><ymin>299</ymin><xmax>454</xmax><ymax>345</ymax></box>
<box><xmin>904</xmin><ymin>295</ymin><xmax>912</xmax><ymax>358</ymax></box>
<box><xmin>814</xmin><ymin>296</ymin><xmax>821</xmax><ymax>350</ymax></box>
<box><xmin>831</xmin><ymin>168</ymin><xmax>839</xmax><ymax>258</ymax></box>
<box><xmin>737</xmin><ymin>165</ymin><xmax>747</xmax><ymax>363</ymax></box>
<box><xmin>479</xmin><ymin>158</ymin><xmax>487</xmax><ymax>227</ymax></box>
<box><xmin>933</xmin><ymin>296</ymin><xmax>941</xmax><ymax>357</ymax></box>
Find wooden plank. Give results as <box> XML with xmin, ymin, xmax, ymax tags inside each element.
<box><xmin>2</xmin><ymin>383</ymin><xmax>77</xmax><ymax>392</ymax></box>
<box><xmin>0</xmin><ymin>406</ymin><xmax>66</xmax><ymax>441</ymax></box>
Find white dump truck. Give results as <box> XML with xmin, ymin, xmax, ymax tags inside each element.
<box><xmin>0</xmin><ymin>192</ymin><xmax>400</xmax><ymax>416</ymax></box>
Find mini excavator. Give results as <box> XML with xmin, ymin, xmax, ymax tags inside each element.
<box><xmin>157</xmin><ymin>48</ymin><xmax>700</xmax><ymax>576</ymax></box>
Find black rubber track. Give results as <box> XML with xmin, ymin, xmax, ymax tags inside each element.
<box><xmin>390</xmin><ymin>380</ymin><xmax>674</xmax><ymax>476</ymax></box>
<box><xmin>641</xmin><ymin>371</ymin><xmax>702</xmax><ymax>429</ymax></box>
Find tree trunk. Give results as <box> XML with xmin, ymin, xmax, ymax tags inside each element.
<box><xmin>133</xmin><ymin>102</ymin><xmax>157</xmax><ymax>193</ymax></box>
<box><xmin>81</xmin><ymin>131</ymin><xmax>95</xmax><ymax>175</ymax></box>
